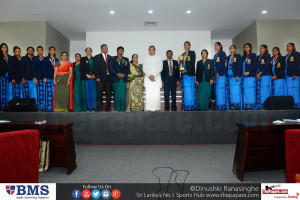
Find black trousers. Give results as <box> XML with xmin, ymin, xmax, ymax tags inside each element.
<box><xmin>164</xmin><ymin>82</ymin><xmax>177</xmax><ymax>111</ymax></box>
<box><xmin>97</xmin><ymin>78</ymin><xmax>113</xmax><ymax>111</ymax></box>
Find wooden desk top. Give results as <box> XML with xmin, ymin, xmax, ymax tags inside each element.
<box><xmin>237</xmin><ymin>122</ymin><xmax>300</xmax><ymax>131</ymax></box>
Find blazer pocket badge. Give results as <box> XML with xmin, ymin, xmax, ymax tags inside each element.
<box><xmin>277</xmin><ymin>63</ymin><xmax>281</xmax><ymax>68</ymax></box>
<box><xmin>261</xmin><ymin>59</ymin><xmax>265</xmax><ymax>64</ymax></box>
<box><xmin>290</xmin><ymin>56</ymin><xmax>294</xmax><ymax>62</ymax></box>
<box><xmin>207</xmin><ymin>64</ymin><xmax>210</xmax><ymax>70</ymax></box>
<box><xmin>233</xmin><ymin>57</ymin><xmax>237</xmax><ymax>62</ymax></box>
<box><xmin>216</xmin><ymin>57</ymin><xmax>220</xmax><ymax>63</ymax></box>
<box><xmin>187</xmin><ymin>56</ymin><xmax>191</xmax><ymax>61</ymax></box>
<box><xmin>247</xmin><ymin>59</ymin><xmax>251</xmax><ymax>64</ymax></box>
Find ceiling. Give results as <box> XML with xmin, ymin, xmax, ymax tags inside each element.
<box><xmin>0</xmin><ymin>0</ymin><xmax>300</xmax><ymax>41</ymax></box>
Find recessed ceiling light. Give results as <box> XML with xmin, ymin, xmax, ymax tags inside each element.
<box><xmin>148</xmin><ymin>10</ymin><xmax>154</xmax><ymax>14</ymax></box>
<box><xmin>186</xmin><ymin>10</ymin><xmax>192</xmax><ymax>14</ymax></box>
<box><xmin>110</xmin><ymin>10</ymin><xmax>115</xmax><ymax>15</ymax></box>
<box><xmin>33</xmin><ymin>13</ymin><xmax>39</xmax><ymax>16</ymax></box>
<box><xmin>262</xmin><ymin>10</ymin><xmax>267</xmax><ymax>14</ymax></box>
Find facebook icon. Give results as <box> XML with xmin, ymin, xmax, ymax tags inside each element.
<box><xmin>72</xmin><ymin>189</ymin><xmax>81</xmax><ymax>199</ymax></box>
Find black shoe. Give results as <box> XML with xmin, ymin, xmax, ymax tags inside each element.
<box><xmin>164</xmin><ymin>108</ymin><xmax>170</xmax><ymax>111</ymax></box>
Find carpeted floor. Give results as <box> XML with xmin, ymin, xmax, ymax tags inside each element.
<box><xmin>39</xmin><ymin>144</ymin><xmax>285</xmax><ymax>183</ymax></box>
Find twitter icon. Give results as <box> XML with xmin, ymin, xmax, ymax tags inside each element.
<box><xmin>91</xmin><ymin>189</ymin><xmax>101</xmax><ymax>199</ymax></box>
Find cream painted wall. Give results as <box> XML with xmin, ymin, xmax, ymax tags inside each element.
<box><xmin>257</xmin><ymin>20</ymin><xmax>300</xmax><ymax>56</ymax></box>
<box><xmin>69</xmin><ymin>41</ymin><xmax>86</xmax><ymax>62</ymax></box>
<box><xmin>232</xmin><ymin>22</ymin><xmax>258</xmax><ymax>55</ymax></box>
<box><xmin>211</xmin><ymin>39</ymin><xmax>233</xmax><ymax>57</ymax></box>
<box><xmin>45</xmin><ymin>22</ymin><xmax>70</xmax><ymax>58</ymax></box>
<box><xmin>0</xmin><ymin>21</ymin><xmax>46</xmax><ymax>56</ymax></box>
<box><xmin>86</xmin><ymin>31</ymin><xmax>211</xmax><ymax>62</ymax></box>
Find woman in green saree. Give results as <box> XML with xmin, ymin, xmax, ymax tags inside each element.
<box><xmin>196</xmin><ymin>49</ymin><xmax>214</xmax><ymax>111</ymax></box>
<box><xmin>127</xmin><ymin>54</ymin><xmax>144</xmax><ymax>111</ymax></box>
<box><xmin>53</xmin><ymin>52</ymin><xmax>73</xmax><ymax>112</ymax></box>
<box><xmin>73</xmin><ymin>53</ymin><xmax>83</xmax><ymax>111</ymax></box>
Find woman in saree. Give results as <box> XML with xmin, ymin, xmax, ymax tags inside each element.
<box><xmin>127</xmin><ymin>54</ymin><xmax>144</xmax><ymax>111</ymax></box>
<box><xmin>196</xmin><ymin>49</ymin><xmax>214</xmax><ymax>111</ymax></box>
<box><xmin>53</xmin><ymin>52</ymin><xmax>73</xmax><ymax>112</ymax></box>
<box><xmin>256</xmin><ymin>45</ymin><xmax>272</xmax><ymax>109</ymax></box>
<box><xmin>73</xmin><ymin>53</ymin><xmax>83</xmax><ymax>111</ymax></box>
<box><xmin>0</xmin><ymin>43</ymin><xmax>11</xmax><ymax>109</ymax></box>
<box><xmin>213</xmin><ymin>42</ymin><xmax>227</xmax><ymax>110</ymax></box>
<box><xmin>226</xmin><ymin>45</ymin><xmax>242</xmax><ymax>110</ymax></box>
<box><xmin>271</xmin><ymin>47</ymin><xmax>286</xmax><ymax>96</ymax></box>
<box><xmin>242</xmin><ymin>43</ymin><xmax>257</xmax><ymax>110</ymax></box>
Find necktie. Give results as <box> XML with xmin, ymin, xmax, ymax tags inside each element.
<box><xmin>105</xmin><ymin>54</ymin><xmax>109</xmax><ymax>73</ymax></box>
<box><xmin>169</xmin><ymin>60</ymin><xmax>173</xmax><ymax>76</ymax></box>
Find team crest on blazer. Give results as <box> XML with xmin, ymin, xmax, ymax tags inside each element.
<box><xmin>277</xmin><ymin>63</ymin><xmax>281</xmax><ymax>68</ymax></box>
<box><xmin>261</xmin><ymin>59</ymin><xmax>265</xmax><ymax>64</ymax></box>
<box><xmin>216</xmin><ymin>57</ymin><xmax>220</xmax><ymax>62</ymax></box>
<box><xmin>208</xmin><ymin>64</ymin><xmax>210</xmax><ymax>69</ymax></box>
<box><xmin>247</xmin><ymin>59</ymin><xmax>251</xmax><ymax>64</ymax></box>
<box><xmin>125</xmin><ymin>61</ymin><xmax>128</xmax><ymax>66</ymax></box>
<box><xmin>187</xmin><ymin>56</ymin><xmax>191</xmax><ymax>61</ymax></box>
<box><xmin>233</xmin><ymin>57</ymin><xmax>237</xmax><ymax>62</ymax></box>
<box><xmin>290</xmin><ymin>56</ymin><xmax>294</xmax><ymax>62</ymax></box>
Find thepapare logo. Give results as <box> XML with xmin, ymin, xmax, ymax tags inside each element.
<box><xmin>5</xmin><ymin>185</ymin><xmax>49</xmax><ymax>195</ymax></box>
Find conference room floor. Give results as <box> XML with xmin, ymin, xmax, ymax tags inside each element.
<box><xmin>39</xmin><ymin>144</ymin><xmax>285</xmax><ymax>183</ymax></box>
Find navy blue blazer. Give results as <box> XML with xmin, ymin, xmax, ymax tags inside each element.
<box><xmin>21</xmin><ymin>55</ymin><xmax>34</xmax><ymax>80</ymax></box>
<box><xmin>182</xmin><ymin>50</ymin><xmax>196</xmax><ymax>76</ymax></box>
<box><xmin>108</xmin><ymin>56</ymin><xmax>130</xmax><ymax>82</ymax></box>
<box><xmin>286</xmin><ymin>51</ymin><xmax>300</xmax><ymax>76</ymax></box>
<box><xmin>226</xmin><ymin>54</ymin><xmax>242</xmax><ymax>77</ymax></box>
<box><xmin>0</xmin><ymin>54</ymin><xmax>10</xmax><ymax>77</ymax></box>
<box><xmin>161</xmin><ymin>59</ymin><xmax>180</xmax><ymax>85</ymax></box>
<box><xmin>214</xmin><ymin>51</ymin><xmax>226</xmax><ymax>76</ymax></box>
<box><xmin>271</xmin><ymin>56</ymin><xmax>286</xmax><ymax>79</ymax></box>
<box><xmin>32</xmin><ymin>56</ymin><xmax>45</xmax><ymax>79</ymax></box>
<box><xmin>8</xmin><ymin>56</ymin><xmax>22</xmax><ymax>82</ymax></box>
<box><xmin>242</xmin><ymin>53</ymin><xmax>257</xmax><ymax>77</ymax></box>
<box><xmin>43</xmin><ymin>56</ymin><xmax>58</xmax><ymax>79</ymax></box>
<box><xmin>257</xmin><ymin>53</ymin><xmax>272</xmax><ymax>76</ymax></box>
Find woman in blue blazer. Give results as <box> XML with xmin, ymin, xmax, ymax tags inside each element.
<box><xmin>285</xmin><ymin>43</ymin><xmax>300</xmax><ymax>108</ymax></box>
<box><xmin>213</xmin><ymin>42</ymin><xmax>227</xmax><ymax>110</ymax></box>
<box><xmin>242</xmin><ymin>43</ymin><xmax>257</xmax><ymax>110</ymax></box>
<box><xmin>226</xmin><ymin>45</ymin><xmax>242</xmax><ymax>110</ymax></box>
<box><xmin>271</xmin><ymin>47</ymin><xmax>286</xmax><ymax>96</ymax></box>
<box><xmin>256</xmin><ymin>45</ymin><xmax>272</xmax><ymax>109</ymax></box>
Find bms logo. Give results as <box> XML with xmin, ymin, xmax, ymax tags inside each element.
<box><xmin>6</xmin><ymin>185</ymin><xmax>15</xmax><ymax>195</ymax></box>
<box><xmin>5</xmin><ymin>185</ymin><xmax>49</xmax><ymax>195</ymax></box>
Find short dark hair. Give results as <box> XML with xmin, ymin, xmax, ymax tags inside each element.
<box><xmin>287</xmin><ymin>42</ymin><xmax>296</xmax><ymax>51</ymax></box>
<box><xmin>27</xmin><ymin>46</ymin><xmax>34</xmax><ymax>52</ymax></box>
<box><xmin>149</xmin><ymin>46</ymin><xmax>156</xmax><ymax>50</ymax></box>
<box><xmin>101</xmin><ymin>44</ymin><xmax>107</xmax><ymax>49</ymax></box>
<box><xmin>61</xmin><ymin>51</ymin><xmax>68</xmax><ymax>57</ymax></box>
<box><xmin>201</xmin><ymin>49</ymin><xmax>209</xmax><ymax>56</ymax></box>
<box><xmin>166</xmin><ymin>50</ymin><xmax>173</xmax><ymax>54</ymax></box>
<box><xmin>215</xmin><ymin>42</ymin><xmax>223</xmax><ymax>51</ymax></box>
<box><xmin>75</xmin><ymin>53</ymin><xmax>81</xmax><ymax>58</ymax></box>
<box><xmin>13</xmin><ymin>46</ymin><xmax>20</xmax><ymax>52</ymax></box>
<box><xmin>184</xmin><ymin>41</ymin><xmax>191</xmax><ymax>46</ymax></box>
<box><xmin>36</xmin><ymin>46</ymin><xmax>43</xmax><ymax>50</ymax></box>
<box><xmin>117</xmin><ymin>46</ymin><xmax>124</xmax><ymax>51</ymax></box>
<box><xmin>260</xmin><ymin>44</ymin><xmax>268</xmax><ymax>53</ymax></box>
<box><xmin>85</xmin><ymin>47</ymin><xmax>92</xmax><ymax>52</ymax></box>
<box><xmin>229</xmin><ymin>45</ymin><xmax>236</xmax><ymax>49</ymax></box>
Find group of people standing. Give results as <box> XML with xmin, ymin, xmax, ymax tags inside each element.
<box><xmin>0</xmin><ymin>41</ymin><xmax>299</xmax><ymax>112</ymax></box>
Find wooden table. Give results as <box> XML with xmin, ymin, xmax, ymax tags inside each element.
<box><xmin>233</xmin><ymin>122</ymin><xmax>300</xmax><ymax>181</ymax></box>
<box><xmin>0</xmin><ymin>122</ymin><xmax>77</xmax><ymax>175</ymax></box>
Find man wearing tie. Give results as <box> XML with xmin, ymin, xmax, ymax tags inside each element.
<box><xmin>94</xmin><ymin>44</ymin><xmax>112</xmax><ymax>111</ymax></box>
<box><xmin>161</xmin><ymin>50</ymin><xmax>180</xmax><ymax>111</ymax></box>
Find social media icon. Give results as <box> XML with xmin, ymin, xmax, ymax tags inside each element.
<box><xmin>102</xmin><ymin>189</ymin><xmax>111</xmax><ymax>199</ymax></box>
<box><xmin>82</xmin><ymin>189</ymin><xmax>91</xmax><ymax>199</ymax></box>
<box><xmin>111</xmin><ymin>189</ymin><xmax>121</xmax><ymax>199</ymax></box>
<box><xmin>72</xmin><ymin>189</ymin><xmax>81</xmax><ymax>199</ymax></box>
<box><xmin>91</xmin><ymin>189</ymin><xmax>101</xmax><ymax>199</ymax></box>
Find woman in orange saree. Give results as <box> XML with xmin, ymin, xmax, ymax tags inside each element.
<box><xmin>53</xmin><ymin>52</ymin><xmax>73</xmax><ymax>112</ymax></box>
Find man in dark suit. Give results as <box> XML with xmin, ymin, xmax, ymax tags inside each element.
<box><xmin>93</xmin><ymin>44</ymin><xmax>113</xmax><ymax>111</ymax></box>
<box><xmin>161</xmin><ymin>50</ymin><xmax>180</xmax><ymax>111</ymax></box>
